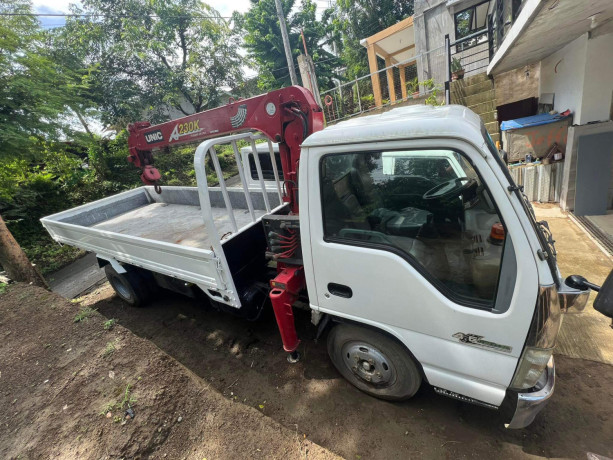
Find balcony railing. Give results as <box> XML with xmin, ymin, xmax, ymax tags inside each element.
<box><xmin>321</xmin><ymin>45</ymin><xmax>448</xmax><ymax>124</ymax></box>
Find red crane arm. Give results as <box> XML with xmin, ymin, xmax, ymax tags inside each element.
<box><xmin>127</xmin><ymin>86</ymin><xmax>324</xmax><ymax>213</ymax></box>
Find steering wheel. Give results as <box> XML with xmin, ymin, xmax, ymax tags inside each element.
<box><xmin>422</xmin><ymin>177</ymin><xmax>474</xmax><ymax>200</ymax></box>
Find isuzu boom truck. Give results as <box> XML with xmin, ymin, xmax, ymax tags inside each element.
<box><xmin>41</xmin><ymin>86</ymin><xmax>613</xmax><ymax>429</ymax></box>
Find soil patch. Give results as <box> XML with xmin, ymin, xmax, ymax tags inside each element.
<box><xmin>82</xmin><ymin>283</ymin><xmax>613</xmax><ymax>460</ymax></box>
<box><xmin>0</xmin><ymin>283</ymin><xmax>339</xmax><ymax>460</ymax></box>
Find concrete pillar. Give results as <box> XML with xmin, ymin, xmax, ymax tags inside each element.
<box><xmin>367</xmin><ymin>44</ymin><xmax>383</xmax><ymax>108</ymax></box>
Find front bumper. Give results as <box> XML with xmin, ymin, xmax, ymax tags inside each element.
<box><xmin>505</xmin><ymin>356</ymin><xmax>555</xmax><ymax>429</ymax></box>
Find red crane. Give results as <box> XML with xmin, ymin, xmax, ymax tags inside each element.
<box><xmin>127</xmin><ymin>86</ymin><xmax>324</xmax><ymax>360</ymax></box>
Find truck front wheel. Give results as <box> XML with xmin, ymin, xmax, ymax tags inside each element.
<box><xmin>327</xmin><ymin>324</ymin><xmax>422</xmax><ymax>401</ymax></box>
<box><xmin>104</xmin><ymin>265</ymin><xmax>151</xmax><ymax>308</ymax></box>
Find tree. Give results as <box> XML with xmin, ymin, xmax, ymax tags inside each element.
<box><xmin>242</xmin><ymin>0</ymin><xmax>340</xmax><ymax>92</ymax></box>
<box><xmin>0</xmin><ymin>0</ymin><xmax>84</xmax><ymax>287</ymax></box>
<box><xmin>62</xmin><ymin>0</ymin><xmax>245</xmax><ymax>127</ymax></box>
<box><xmin>328</xmin><ymin>0</ymin><xmax>414</xmax><ymax>79</ymax></box>
<box><xmin>0</xmin><ymin>0</ymin><xmax>83</xmax><ymax>157</ymax></box>
<box><xmin>0</xmin><ymin>215</ymin><xmax>47</xmax><ymax>288</ymax></box>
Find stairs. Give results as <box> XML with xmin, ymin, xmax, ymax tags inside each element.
<box><xmin>450</xmin><ymin>73</ymin><xmax>499</xmax><ymax>144</ymax></box>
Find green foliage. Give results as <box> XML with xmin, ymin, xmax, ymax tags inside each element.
<box><xmin>103</xmin><ymin>340</ymin><xmax>116</xmax><ymax>358</ymax></box>
<box><xmin>451</xmin><ymin>57</ymin><xmax>463</xmax><ymax>73</ymax></box>
<box><xmin>424</xmin><ymin>80</ymin><xmax>444</xmax><ymax>107</ymax></box>
<box><xmin>0</xmin><ymin>0</ymin><xmax>87</xmax><ymax>157</ymax></box>
<box><xmin>103</xmin><ymin>318</ymin><xmax>117</xmax><ymax>331</ymax></box>
<box><xmin>241</xmin><ymin>0</ymin><xmax>340</xmax><ymax>92</ymax></box>
<box><xmin>60</xmin><ymin>0</ymin><xmax>244</xmax><ymax>126</ymax></box>
<box><xmin>0</xmin><ymin>132</ymin><xmax>237</xmax><ymax>275</ymax></box>
<box><xmin>74</xmin><ymin>306</ymin><xmax>96</xmax><ymax>323</ymax></box>
<box><xmin>119</xmin><ymin>383</ymin><xmax>137</xmax><ymax>410</ymax></box>
<box><xmin>0</xmin><ymin>282</ymin><xmax>7</xmax><ymax>295</ymax></box>
<box><xmin>99</xmin><ymin>382</ymin><xmax>137</xmax><ymax>418</ymax></box>
<box><xmin>407</xmin><ymin>77</ymin><xmax>419</xmax><ymax>94</ymax></box>
<box><xmin>328</xmin><ymin>0</ymin><xmax>414</xmax><ymax>80</ymax></box>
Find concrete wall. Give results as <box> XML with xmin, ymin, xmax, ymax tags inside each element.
<box><xmin>415</xmin><ymin>0</ymin><xmax>453</xmax><ymax>53</ymax></box>
<box><xmin>494</xmin><ymin>62</ymin><xmax>540</xmax><ymax>106</ymax></box>
<box><xmin>414</xmin><ymin>0</ymin><xmax>453</xmax><ymax>85</ymax></box>
<box><xmin>539</xmin><ymin>31</ymin><xmax>613</xmax><ymax>125</ymax></box>
<box><xmin>581</xmin><ymin>32</ymin><xmax>613</xmax><ymax>124</ymax></box>
<box><xmin>559</xmin><ymin>121</ymin><xmax>613</xmax><ymax>212</ymax></box>
<box><xmin>539</xmin><ymin>34</ymin><xmax>588</xmax><ymax>123</ymax></box>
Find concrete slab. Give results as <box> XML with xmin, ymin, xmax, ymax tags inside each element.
<box><xmin>586</xmin><ymin>212</ymin><xmax>613</xmax><ymax>239</ymax></box>
<box><xmin>532</xmin><ymin>202</ymin><xmax>568</xmax><ymax>219</ymax></box>
<box><xmin>47</xmin><ymin>252</ymin><xmax>106</xmax><ymax>299</ymax></box>
<box><xmin>537</xmin><ymin>212</ymin><xmax>613</xmax><ymax>365</ymax></box>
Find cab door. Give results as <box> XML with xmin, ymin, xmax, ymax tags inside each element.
<box><xmin>302</xmin><ymin>138</ymin><xmax>539</xmax><ymax>406</ymax></box>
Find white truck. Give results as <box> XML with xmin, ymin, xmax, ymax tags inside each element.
<box><xmin>41</xmin><ymin>87</ymin><xmax>613</xmax><ymax>429</ymax></box>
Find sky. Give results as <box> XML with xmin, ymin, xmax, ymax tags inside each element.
<box><xmin>32</xmin><ymin>0</ymin><xmax>254</xmax><ymax>28</ymax></box>
<box><xmin>32</xmin><ymin>0</ymin><xmax>331</xmax><ymax>28</ymax></box>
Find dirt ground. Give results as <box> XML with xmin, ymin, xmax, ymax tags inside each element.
<box><xmin>0</xmin><ymin>284</ymin><xmax>339</xmax><ymax>460</ymax></box>
<box><xmin>2</xmin><ymin>209</ymin><xmax>613</xmax><ymax>459</ymax></box>
<box><xmin>4</xmin><ymin>285</ymin><xmax>610</xmax><ymax>460</ymax></box>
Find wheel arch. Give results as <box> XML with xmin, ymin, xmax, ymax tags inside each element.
<box><xmin>322</xmin><ymin>313</ymin><xmax>429</xmax><ymax>385</ymax></box>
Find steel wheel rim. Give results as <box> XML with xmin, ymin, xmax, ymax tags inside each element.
<box><xmin>341</xmin><ymin>341</ymin><xmax>396</xmax><ymax>387</ymax></box>
<box><xmin>111</xmin><ymin>276</ymin><xmax>132</xmax><ymax>300</ymax></box>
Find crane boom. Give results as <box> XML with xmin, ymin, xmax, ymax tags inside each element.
<box><xmin>127</xmin><ymin>86</ymin><xmax>324</xmax><ymax>213</ymax></box>
<box><xmin>127</xmin><ymin>86</ymin><xmax>324</xmax><ymax>358</ymax></box>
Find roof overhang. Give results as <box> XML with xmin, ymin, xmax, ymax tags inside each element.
<box><xmin>360</xmin><ymin>16</ymin><xmax>416</xmax><ymax>64</ymax></box>
<box><xmin>488</xmin><ymin>0</ymin><xmax>613</xmax><ymax>75</ymax></box>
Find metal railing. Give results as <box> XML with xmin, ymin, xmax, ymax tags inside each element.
<box><xmin>193</xmin><ymin>132</ymin><xmax>287</xmax><ymax>306</ymax></box>
<box><xmin>194</xmin><ymin>133</ymin><xmax>284</xmax><ymax>237</ymax></box>
<box><xmin>447</xmin><ymin>29</ymin><xmax>492</xmax><ymax>80</ymax></box>
<box><xmin>320</xmin><ymin>45</ymin><xmax>448</xmax><ymax>124</ymax></box>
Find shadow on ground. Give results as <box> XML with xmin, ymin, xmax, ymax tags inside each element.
<box><xmin>86</xmin><ymin>285</ymin><xmax>613</xmax><ymax>460</ymax></box>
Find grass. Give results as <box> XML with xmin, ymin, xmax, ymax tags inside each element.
<box><xmin>0</xmin><ymin>282</ymin><xmax>7</xmax><ymax>295</ymax></box>
<box><xmin>73</xmin><ymin>306</ymin><xmax>96</xmax><ymax>323</ymax></box>
<box><xmin>103</xmin><ymin>318</ymin><xmax>117</xmax><ymax>331</ymax></box>
<box><xmin>119</xmin><ymin>383</ymin><xmax>137</xmax><ymax>409</ymax></box>
<box><xmin>99</xmin><ymin>383</ymin><xmax>137</xmax><ymax>418</ymax></box>
<box><xmin>102</xmin><ymin>341</ymin><xmax>116</xmax><ymax>358</ymax></box>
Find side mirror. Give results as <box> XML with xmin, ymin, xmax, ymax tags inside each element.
<box><xmin>565</xmin><ymin>274</ymin><xmax>601</xmax><ymax>292</ymax></box>
<box><xmin>594</xmin><ymin>270</ymin><xmax>613</xmax><ymax>319</ymax></box>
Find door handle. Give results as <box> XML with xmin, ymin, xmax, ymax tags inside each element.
<box><xmin>327</xmin><ymin>283</ymin><xmax>353</xmax><ymax>298</ymax></box>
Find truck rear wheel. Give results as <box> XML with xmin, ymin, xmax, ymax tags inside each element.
<box><xmin>104</xmin><ymin>265</ymin><xmax>151</xmax><ymax>307</ymax></box>
<box><xmin>327</xmin><ymin>324</ymin><xmax>422</xmax><ymax>401</ymax></box>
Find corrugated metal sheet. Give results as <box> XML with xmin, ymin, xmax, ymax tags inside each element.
<box><xmin>508</xmin><ymin>162</ymin><xmax>563</xmax><ymax>203</ymax></box>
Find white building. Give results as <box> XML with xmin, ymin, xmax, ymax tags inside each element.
<box><xmin>487</xmin><ymin>0</ymin><xmax>613</xmax><ymax>237</ymax></box>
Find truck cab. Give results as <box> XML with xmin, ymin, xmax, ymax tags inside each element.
<box><xmin>239</xmin><ymin>142</ymin><xmax>283</xmax><ymax>191</ymax></box>
<box><xmin>297</xmin><ymin>105</ymin><xmax>580</xmax><ymax>427</ymax></box>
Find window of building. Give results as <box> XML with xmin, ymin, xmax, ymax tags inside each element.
<box><xmin>455</xmin><ymin>1</ymin><xmax>489</xmax><ymax>40</ymax></box>
<box><xmin>320</xmin><ymin>149</ymin><xmax>506</xmax><ymax>307</ymax></box>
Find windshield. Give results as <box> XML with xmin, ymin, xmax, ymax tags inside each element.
<box><xmin>481</xmin><ymin>126</ymin><xmax>560</xmax><ymax>285</ymax></box>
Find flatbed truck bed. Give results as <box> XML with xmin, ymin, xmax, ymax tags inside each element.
<box><xmin>42</xmin><ymin>134</ymin><xmax>286</xmax><ymax>312</ymax></box>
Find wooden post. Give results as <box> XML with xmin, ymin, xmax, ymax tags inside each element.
<box><xmin>367</xmin><ymin>44</ymin><xmax>382</xmax><ymax>108</ymax></box>
<box><xmin>297</xmin><ymin>54</ymin><xmax>322</xmax><ymax>108</ymax></box>
<box><xmin>399</xmin><ymin>65</ymin><xmax>407</xmax><ymax>101</ymax></box>
<box><xmin>385</xmin><ymin>56</ymin><xmax>396</xmax><ymax>103</ymax></box>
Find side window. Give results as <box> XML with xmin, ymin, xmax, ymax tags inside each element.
<box><xmin>320</xmin><ymin>150</ymin><xmax>506</xmax><ymax>306</ymax></box>
<box><xmin>248</xmin><ymin>152</ymin><xmax>284</xmax><ymax>181</ymax></box>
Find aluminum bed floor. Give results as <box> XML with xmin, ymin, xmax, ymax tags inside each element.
<box><xmin>92</xmin><ymin>202</ymin><xmax>269</xmax><ymax>249</ymax></box>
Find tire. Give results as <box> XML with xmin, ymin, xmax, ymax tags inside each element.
<box><xmin>104</xmin><ymin>264</ymin><xmax>152</xmax><ymax>307</ymax></box>
<box><xmin>327</xmin><ymin>324</ymin><xmax>422</xmax><ymax>401</ymax></box>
